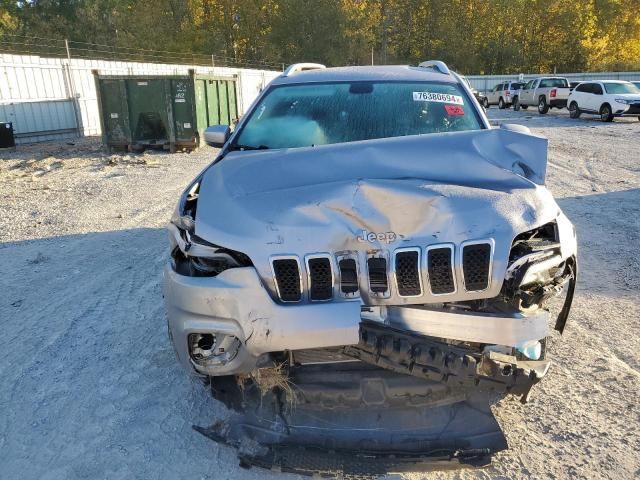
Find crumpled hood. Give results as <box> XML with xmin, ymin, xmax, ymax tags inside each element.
<box><xmin>195</xmin><ymin>128</ymin><xmax>562</xmax><ymax>303</ymax></box>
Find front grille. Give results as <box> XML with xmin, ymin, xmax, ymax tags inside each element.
<box><xmin>395</xmin><ymin>250</ymin><xmax>421</xmax><ymax>296</ymax></box>
<box><xmin>462</xmin><ymin>243</ymin><xmax>491</xmax><ymax>291</ymax></box>
<box><xmin>427</xmin><ymin>247</ymin><xmax>455</xmax><ymax>294</ymax></box>
<box><xmin>271</xmin><ymin>241</ymin><xmax>493</xmax><ymax>302</ymax></box>
<box><xmin>367</xmin><ymin>257</ymin><xmax>388</xmax><ymax>294</ymax></box>
<box><xmin>308</xmin><ymin>257</ymin><xmax>333</xmax><ymax>301</ymax></box>
<box><xmin>338</xmin><ymin>258</ymin><xmax>359</xmax><ymax>295</ymax></box>
<box><xmin>272</xmin><ymin>259</ymin><xmax>302</xmax><ymax>302</ymax></box>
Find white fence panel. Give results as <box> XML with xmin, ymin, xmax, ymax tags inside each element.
<box><xmin>466</xmin><ymin>71</ymin><xmax>640</xmax><ymax>92</ymax></box>
<box><xmin>0</xmin><ymin>54</ymin><xmax>280</xmax><ymax>144</ymax></box>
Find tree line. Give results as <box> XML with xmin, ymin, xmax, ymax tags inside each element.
<box><xmin>1</xmin><ymin>0</ymin><xmax>639</xmax><ymax>73</ymax></box>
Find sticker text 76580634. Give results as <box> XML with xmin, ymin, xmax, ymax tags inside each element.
<box><xmin>413</xmin><ymin>92</ymin><xmax>464</xmax><ymax>105</ymax></box>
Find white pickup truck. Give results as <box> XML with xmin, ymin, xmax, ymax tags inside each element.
<box><xmin>513</xmin><ymin>77</ymin><xmax>571</xmax><ymax>114</ymax></box>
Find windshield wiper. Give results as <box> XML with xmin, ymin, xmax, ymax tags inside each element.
<box><xmin>227</xmin><ymin>143</ymin><xmax>269</xmax><ymax>151</ymax></box>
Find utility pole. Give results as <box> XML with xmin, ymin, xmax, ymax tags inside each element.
<box><xmin>64</xmin><ymin>39</ymin><xmax>82</xmax><ymax>139</ymax></box>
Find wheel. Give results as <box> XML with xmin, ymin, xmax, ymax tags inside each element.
<box><xmin>498</xmin><ymin>97</ymin><xmax>505</xmax><ymax>109</ymax></box>
<box><xmin>482</xmin><ymin>97</ymin><xmax>489</xmax><ymax>108</ymax></box>
<box><xmin>538</xmin><ymin>96</ymin><xmax>549</xmax><ymax>114</ymax></box>
<box><xmin>522</xmin><ymin>105</ymin><xmax>529</xmax><ymax>110</ymax></box>
<box><xmin>513</xmin><ymin>97</ymin><xmax>520</xmax><ymax>111</ymax></box>
<box><xmin>569</xmin><ymin>101</ymin><xmax>581</xmax><ymax>119</ymax></box>
<box><xmin>599</xmin><ymin>104</ymin><xmax>614</xmax><ymax>122</ymax></box>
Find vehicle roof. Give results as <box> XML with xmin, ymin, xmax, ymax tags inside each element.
<box><xmin>271</xmin><ymin>65</ymin><xmax>458</xmax><ymax>86</ymax></box>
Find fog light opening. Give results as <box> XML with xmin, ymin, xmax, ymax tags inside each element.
<box><xmin>188</xmin><ymin>332</ymin><xmax>241</xmax><ymax>367</ymax></box>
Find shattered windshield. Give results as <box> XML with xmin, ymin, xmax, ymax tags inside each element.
<box><xmin>233</xmin><ymin>81</ymin><xmax>482</xmax><ymax>149</ymax></box>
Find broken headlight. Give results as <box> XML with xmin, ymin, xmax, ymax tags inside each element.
<box><xmin>170</xmin><ymin>176</ymin><xmax>252</xmax><ymax>277</ymax></box>
<box><xmin>502</xmin><ymin>221</ymin><xmax>577</xmax><ymax>333</ymax></box>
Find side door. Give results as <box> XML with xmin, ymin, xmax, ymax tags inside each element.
<box><xmin>574</xmin><ymin>83</ymin><xmax>592</xmax><ymax>111</ymax></box>
<box><xmin>488</xmin><ymin>84</ymin><xmax>500</xmax><ymax>104</ymax></box>
<box><xmin>590</xmin><ymin>83</ymin><xmax>604</xmax><ymax>112</ymax></box>
<box><xmin>521</xmin><ymin>80</ymin><xmax>536</xmax><ymax>104</ymax></box>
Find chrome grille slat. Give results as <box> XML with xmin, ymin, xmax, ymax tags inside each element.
<box><xmin>367</xmin><ymin>257</ymin><xmax>388</xmax><ymax>294</ymax></box>
<box><xmin>338</xmin><ymin>258</ymin><xmax>359</xmax><ymax>295</ymax></box>
<box><xmin>427</xmin><ymin>246</ymin><xmax>455</xmax><ymax>295</ymax></box>
<box><xmin>307</xmin><ymin>257</ymin><xmax>333</xmax><ymax>301</ymax></box>
<box><xmin>395</xmin><ymin>249</ymin><xmax>422</xmax><ymax>297</ymax></box>
<box><xmin>272</xmin><ymin>258</ymin><xmax>302</xmax><ymax>302</ymax></box>
<box><xmin>462</xmin><ymin>243</ymin><xmax>492</xmax><ymax>291</ymax></box>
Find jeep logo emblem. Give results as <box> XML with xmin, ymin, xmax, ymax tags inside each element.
<box><xmin>357</xmin><ymin>230</ymin><xmax>398</xmax><ymax>244</ymax></box>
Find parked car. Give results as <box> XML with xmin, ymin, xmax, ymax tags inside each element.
<box><xmin>460</xmin><ymin>75</ymin><xmax>484</xmax><ymax>104</ymax></box>
<box><xmin>483</xmin><ymin>81</ymin><xmax>524</xmax><ymax>109</ymax></box>
<box><xmin>568</xmin><ymin>80</ymin><xmax>640</xmax><ymax>121</ymax></box>
<box><xmin>514</xmin><ymin>77</ymin><xmax>570</xmax><ymax>113</ymax></box>
<box><xmin>164</xmin><ymin>60</ymin><xmax>577</xmax><ymax>473</ymax></box>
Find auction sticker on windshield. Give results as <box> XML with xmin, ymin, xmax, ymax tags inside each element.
<box><xmin>413</xmin><ymin>92</ymin><xmax>464</xmax><ymax>104</ymax></box>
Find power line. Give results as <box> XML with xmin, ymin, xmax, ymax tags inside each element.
<box><xmin>0</xmin><ymin>33</ymin><xmax>284</xmax><ymax>71</ymax></box>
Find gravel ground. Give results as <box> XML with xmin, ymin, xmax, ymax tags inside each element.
<box><xmin>1</xmin><ymin>108</ymin><xmax>639</xmax><ymax>479</ymax></box>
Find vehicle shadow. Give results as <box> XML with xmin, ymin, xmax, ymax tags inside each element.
<box><xmin>556</xmin><ymin>188</ymin><xmax>640</xmax><ymax>296</ymax></box>
<box><xmin>0</xmin><ymin>227</ymin><xmax>276</xmax><ymax>480</ymax></box>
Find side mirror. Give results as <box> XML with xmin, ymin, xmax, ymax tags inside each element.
<box><xmin>500</xmin><ymin>123</ymin><xmax>531</xmax><ymax>134</ymax></box>
<box><xmin>204</xmin><ymin>125</ymin><xmax>230</xmax><ymax>148</ymax></box>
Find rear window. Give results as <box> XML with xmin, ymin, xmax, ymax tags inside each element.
<box><xmin>540</xmin><ymin>78</ymin><xmax>569</xmax><ymax>88</ymax></box>
<box><xmin>510</xmin><ymin>83</ymin><xmax>523</xmax><ymax>90</ymax></box>
<box><xmin>234</xmin><ymin>81</ymin><xmax>483</xmax><ymax>150</ymax></box>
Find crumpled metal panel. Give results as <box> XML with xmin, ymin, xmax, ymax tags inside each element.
<box><xmin>195</xmin><ymin>129</ymin><xmax>562</xmax><ymax>304</ymax></box>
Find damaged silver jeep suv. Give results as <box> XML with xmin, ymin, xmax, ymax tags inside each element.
<box><xmin>163</xmin><ymin>61</ymin><xmax>577</xmax><ymax>476</ymax></box>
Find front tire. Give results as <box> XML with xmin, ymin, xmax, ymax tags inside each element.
<box><xmin>600</xmin><ymin>104</ymin><xmax>614</xmax><ymax>122</ymax></box>
<box><xmin>513</xmin><ymin>97</ymin><xmax>521</xmax><ymax>111</ymax></box>
<box><xmin>569</xmin><ymin>101</ymin><xmax>581</xmax><ymax>119</ymax></box>
<box><xmin>538</xmin><ymin>96</ymin><xmax>549</xmax><ymax>114</ymax></box>
<box><xmin>483</xmin><ymin>97</ymin><xmax>489</xmax><ymax>108</ymax></box>
<box><xmin>498</xmin><ymin>97</ymin><xmax>505</xmax><ymax>109</ymax></box>
<box><xmin>522</xmin><ymin>104</ymin><xmax>529</xmax><ymax>110</ymax></box>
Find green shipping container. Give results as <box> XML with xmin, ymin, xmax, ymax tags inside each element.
<box><xmin>94</xmin><ymin>69</ymin><xmax>239</xmax><ymax>152</ymax></box>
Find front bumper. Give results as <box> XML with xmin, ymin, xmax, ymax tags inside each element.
<box><xmin>164</xmin><ymin>265</ymin><xmax>551</xmax><ymax>378</ymax></box>
<box><xmin>163</xmin><ymin>265</ymin><xmax>360</xmax><ymax>376</ymax></box>
<box><xmin>614</xmin><ymin>103</ymin><xmax>640</xmax><ymax>115</ymax></box>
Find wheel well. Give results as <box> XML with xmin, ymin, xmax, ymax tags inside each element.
<box><xmin>539</xmin><ymin>95</ymin><xmax>546</xmax><ymax>102</ymax></box>
<box><xmin>569</xmin><ymin>101</ymin><xmax>578</xmax><ymax>108</ymax></box>
<box><xmin>600</xmin><ymin>102</ymin><xmax>611</xmax><ymax>113</ymax></box>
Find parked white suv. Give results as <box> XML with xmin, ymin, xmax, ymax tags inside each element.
<box><xmin>483</xmin><ymin>81</ymin><xmax>524</xmax><ymax>109</ymax></box>
<box><xmin>568</xmin><ymin>80</ymin><xmax>640</xmax><ymax>122</ymax></box>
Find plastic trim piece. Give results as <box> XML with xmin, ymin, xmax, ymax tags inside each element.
<box><xmin>282</xmin><ymin>63</ymin><xmax>327</xmax><ymax>77</ymax></box>
<box><xmin>270</xmin><ymin>255</ymin><xmax>304</xmax><ymax>303</ymax></box>
<box><xmin>393</xmin><ymin>247</ymin><xmax>423</xmax><ymax>298</ymax></box>
<box><xmin>459</xmin><ymin>239</ymin><xmax>495</xmax><ymax>293</ymax></box>
<box><xmin>418</xmin><ymin>60</ymin><xmax>451</xmax><ymax>75</ymax></box>
<box><xmin>305</xmin><ymin>253</ymin><xmax>335</xmax><ymax>302</ymax></box>
<box><xmin>425</xmin><ymin>243</ymin><xmax>457</xmax><ymax>296</ymax></box>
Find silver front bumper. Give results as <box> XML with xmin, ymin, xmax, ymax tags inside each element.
<box><xmin>163</xmin><ymin>265</ymin><xmax>549</xmax><ymax>377</ymax></box>
<box><xmin>162</xmin><ymin>265</ymin><xmax>361</xmax><ymax>376</ymax></box>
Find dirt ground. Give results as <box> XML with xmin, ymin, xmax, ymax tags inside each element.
<box><xmin>1</xmin><ymin>108</ymin><xmax>639</xmax><ymax>479</ymax></box>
